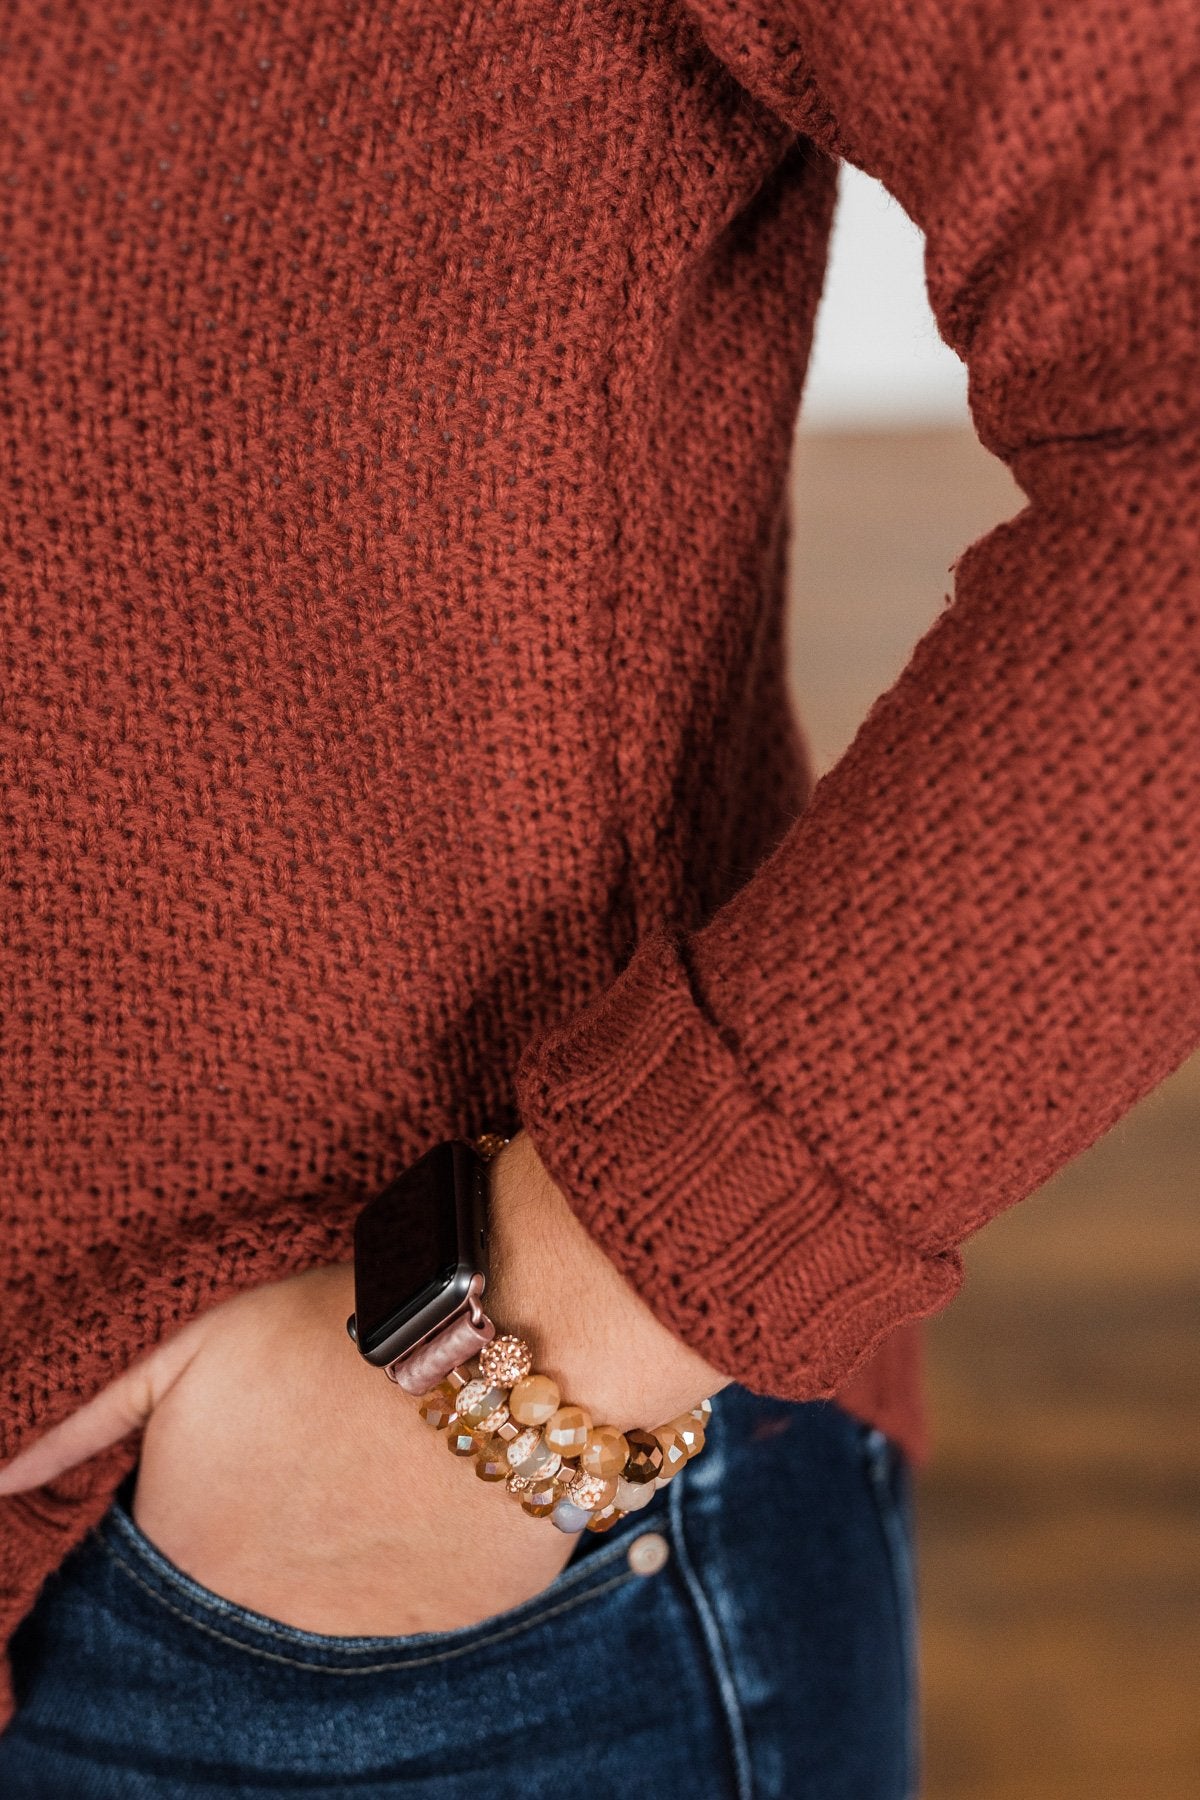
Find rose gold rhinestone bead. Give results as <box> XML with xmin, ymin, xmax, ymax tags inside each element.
<box><xmin>508</xmin><ymin>1373</ymin><xmax>561</xmax><ymax>1427</ymax></box>
<box><xmin>447</xmin><ymin>1421</ymin><xmax>483</xmax><ymax>1457</ymax></box>
<box><xmin>568</xmin><ymin>1470</ymin><xmax>618</xmax><ymax>1512</ymax></box>
<box><xmin>416</xmin><ymin>1381</ymin><xmax>457</xmax><ymax>1430</ymax></box>
<box><xmin>518</xmin><ymin>1476</ymin><xmax>559</xmax><ymax>1518</ymax></box>
<box><xmin>621</xmin><ymin>1428</ymin><xmax>664</xmax><ymax>1484</ymax></box>
<box><xmin>478</xmin><ymin>1334</ymin><xmax>534</xmax><ymax>1387</ymax></box>
<box><xmin>653</xmin><ymin>1425</ymin><xmax>689</xmax><ymax>1480</ymax></box>
<box><xmin>580</xmin><ymin>1425</ymin><xmax>629</xmax><ymax>1480</ymax></box>
<box><xmin>544</xmin><ymin>1405</ymin><xmax>591</xmax><ymax>1459</ymax></box>
<box><xmin>455</xmin><ymin>1378</ymin><xmax>510</xmax><ymax>1434</ymax></box>
<box><xmin>506</xmin><ymin>1470</ymin><xmax>532</xmax><ymax>1496</ymax></box>
<box><xmin>474</xmin><ymin>1436</ymin><xmax>510</xmax><ymax>1482</ymax></box>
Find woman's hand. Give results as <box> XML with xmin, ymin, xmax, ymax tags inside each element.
<box><xmin>0</xmin><ymin>1131</ymin><xmax>730</xmax><ymax>1637</ymax></box>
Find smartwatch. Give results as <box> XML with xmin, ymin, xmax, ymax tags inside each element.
<box><xmin>346</xmin><ymin>1138</ymin><xmax>498</xmax><ymax>1396</ymax></box>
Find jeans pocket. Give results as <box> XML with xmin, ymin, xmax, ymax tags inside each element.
<box><xmin>4</xmin><ymin>1474</ymin><xmax>711</xmax><ymax>1797</ymax></box>
<box><xmin>95</xmin><ymin>1480</ymin><xmax>647</xmax><ymax>1674</ymax></box>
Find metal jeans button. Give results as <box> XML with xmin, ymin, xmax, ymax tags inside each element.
<box><xmin>627</xmin><ymin>1531</ymin><xmax>670</xmax><ymax>1576</ymax></box>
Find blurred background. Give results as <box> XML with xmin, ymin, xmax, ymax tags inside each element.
<box><xmin>787</xmin><ymin>164</ymin><xmax>1200</xmax><ymax>1800</ymax></box>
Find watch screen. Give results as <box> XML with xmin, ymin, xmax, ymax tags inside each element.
<box><xmin>352</xmin><ymin>1141</ymin><xmax>463</xmax><ymax>1356</ymax></box>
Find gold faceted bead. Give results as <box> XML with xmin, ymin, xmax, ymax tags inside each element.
<box><xmin>692</xmin><ymin>1397</ymin><xmax>713</xmax><ymax>1424</ymax></box>
<box><xmin>622</xmin><ymin>1427</ymin><xmax>665</xmax><ymax>1484</ymax></box>
<box><xmin>455</xmin><ymin>1378</ymin><xmax>510</xmax><ymax>1434</ymax></box>
<box><xmin>479</xmin><ymin>1334</ymin><xmax>534</xmax><ymax>1387</ymax></box>
<box><xmin>615</xmin><ymin>1474</ymin><xmax>656</xmax><ymax>1512</ymax></box>
<box><xmin>416</xmin><ymin>1381</ymin><xmax>458</xmax><ymax>1430</ymax></box>
<box><xmin>474</xmin><ymin>1436</ymin><xmax>511</xmax><ymax>1482</ymax></box>
<box><xmin>519</xmin><ymin>1476</ymin><xmax>559</xmax><ymax>1518</ymax></box>
<box><xmin>506</xmin><ymin>1470</ymin><xmax>532</xmax><ymax>1496</ymax></box>
<box><xmin>544</xmin><ymin>1405</ymin><xmax>592</xmax><ymax>1459</ymax></box>
<box><xmin>668</xmin><ymin>1415</ymin><xmax>706</xmax><ymax>1459</ymax></box>
<box><xmin>580</xmin><ymin>1425</ymin><xmax>629</xmax><ymax>1480</ymax></box>
<box><xmin>653</xmin><ymin>1425</ymin><xmax>689</xmax><ymax>1479</ymax></box>
<box><xmin>447</xmin><ymin>1421</ymin><xmax>483</xmax><ymax>1457</ymax></box>
<box><xmin>586</xmin><ymin>1503</ymin><xmax>622</xmax><ymax>1533</ymax></box>
<box><xmin>568</xmin><ymin>1470</ymin><xmax>618</xmax><ymax>1512</ymax></box>
<box><xmin>508</xmin><ymin>1373</ymin><xmax>561</xmax><ymax>1427</ymax></box>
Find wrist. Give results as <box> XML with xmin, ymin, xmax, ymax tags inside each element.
<box><xmin>482</xmin><ymin>1129</ymin><xmax>731</xmax><ymax>1431</ymax></box>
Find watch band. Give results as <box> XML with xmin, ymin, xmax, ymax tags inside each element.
<box><xmin>385</xmin><ymin>1269</ymin><xmax>497</xmax><ymax>1397</ymax></box>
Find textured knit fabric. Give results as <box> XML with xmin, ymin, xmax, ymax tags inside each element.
<box><xmin>1</xmin><ymin>0</ymin><xmax>1197</xmax><ymax>1724</ymax></box>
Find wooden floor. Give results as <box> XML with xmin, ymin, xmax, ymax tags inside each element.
<box><xmin>787</xmin><ymin>425</ymin><xmax>1200</xmax><ymax>1800</ymax></box>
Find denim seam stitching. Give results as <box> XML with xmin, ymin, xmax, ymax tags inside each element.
<box><xmin>667</xmin><ymin>1463</ymin><xmax>754</xmax><ymax>1800</ymax></box>
<box><xmin>861</xmin><ymin>1428</ymin><xmax>919</xmax><ymax>1800</ymax></box>
<box><xmin>99</xmin><ymin>1535</ymin><xmax>638</xmax><ymax>1674</ymax></box>
<box><xmin>102</xmin><ymin>1505</ymin><xmax>630</xmax><ymax>1647</ymax></box>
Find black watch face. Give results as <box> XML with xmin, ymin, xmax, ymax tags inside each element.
<box><xmin>352</xmin><ymin>1141</ymin><xmax>469</xmax><ymax>1360</ymax></box>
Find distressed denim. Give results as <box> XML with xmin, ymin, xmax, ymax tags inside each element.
<box><xmin>0</xmin><ymin>1386</ymin><xmax>918</xmax><ymax>1798</ymax></box>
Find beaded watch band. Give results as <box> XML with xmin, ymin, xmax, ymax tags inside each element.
<box><xmin>408</xmin><ymin>1131</ymin><xmax>712</xmax><ymax>1536</ymax></box>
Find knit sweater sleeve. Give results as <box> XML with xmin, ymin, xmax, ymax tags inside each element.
<box><xmin>513</xmin><ymin>0</ymin><xmax>1200</xmax><ymax>1401</ymax></box>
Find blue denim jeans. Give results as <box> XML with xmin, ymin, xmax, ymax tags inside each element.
<box><xmin>0</xmin><ymin>1388</ymin><xmax>918</xmax><ymax>1798</ymax></box>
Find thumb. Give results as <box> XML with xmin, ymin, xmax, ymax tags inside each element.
<box><xmin>0</xmin><ymin>1316</ymin><xmax>206</xmax><ymax>1497</ymax></box>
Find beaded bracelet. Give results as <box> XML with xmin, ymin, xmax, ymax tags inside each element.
<box><xmin>409</xmin><ymin>1131</ymin><xmax>713</xmax><ymax>1535</ymax></box>
<box><xmin>415</xmin><ymin>1342</ymin><xmax>712</xmax><ymax>1534</ymax></box>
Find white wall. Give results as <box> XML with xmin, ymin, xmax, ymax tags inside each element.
<box><xmin>801</xmin><ymin>164</ymin><xmax>969</xmax><ymax>431</ymax></box>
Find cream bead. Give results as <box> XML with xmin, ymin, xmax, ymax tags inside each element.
<box><xmin>455</xmin><ymin>1378</ymin><xmax>509</xmax><ymax>1434</ymax></box>
<box><xmin>614</xmin><ymin>1475</ymin><xmax>657</xmax><ymax>1512</ymax></box>
<box><xmin>506</xmin><ymin>1427</ymin><xmax>562</xmax><ymax>1481</ymax></box>
<box><xmin>508</xmin><ymin>1373</ymin><xmax>561</xmax><ymax>1426</ymax></box>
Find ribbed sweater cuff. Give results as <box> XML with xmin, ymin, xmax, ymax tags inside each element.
<box><xmin>513</xmin><ymin>925</ymin><xmax>963</xmax><ymax>1401</ymax></box>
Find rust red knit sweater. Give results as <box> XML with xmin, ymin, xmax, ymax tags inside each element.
<box><xmin>1</xmin><ymin>0</ymin><xmax>1198</xmax><ymax>1712</ymax></box>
